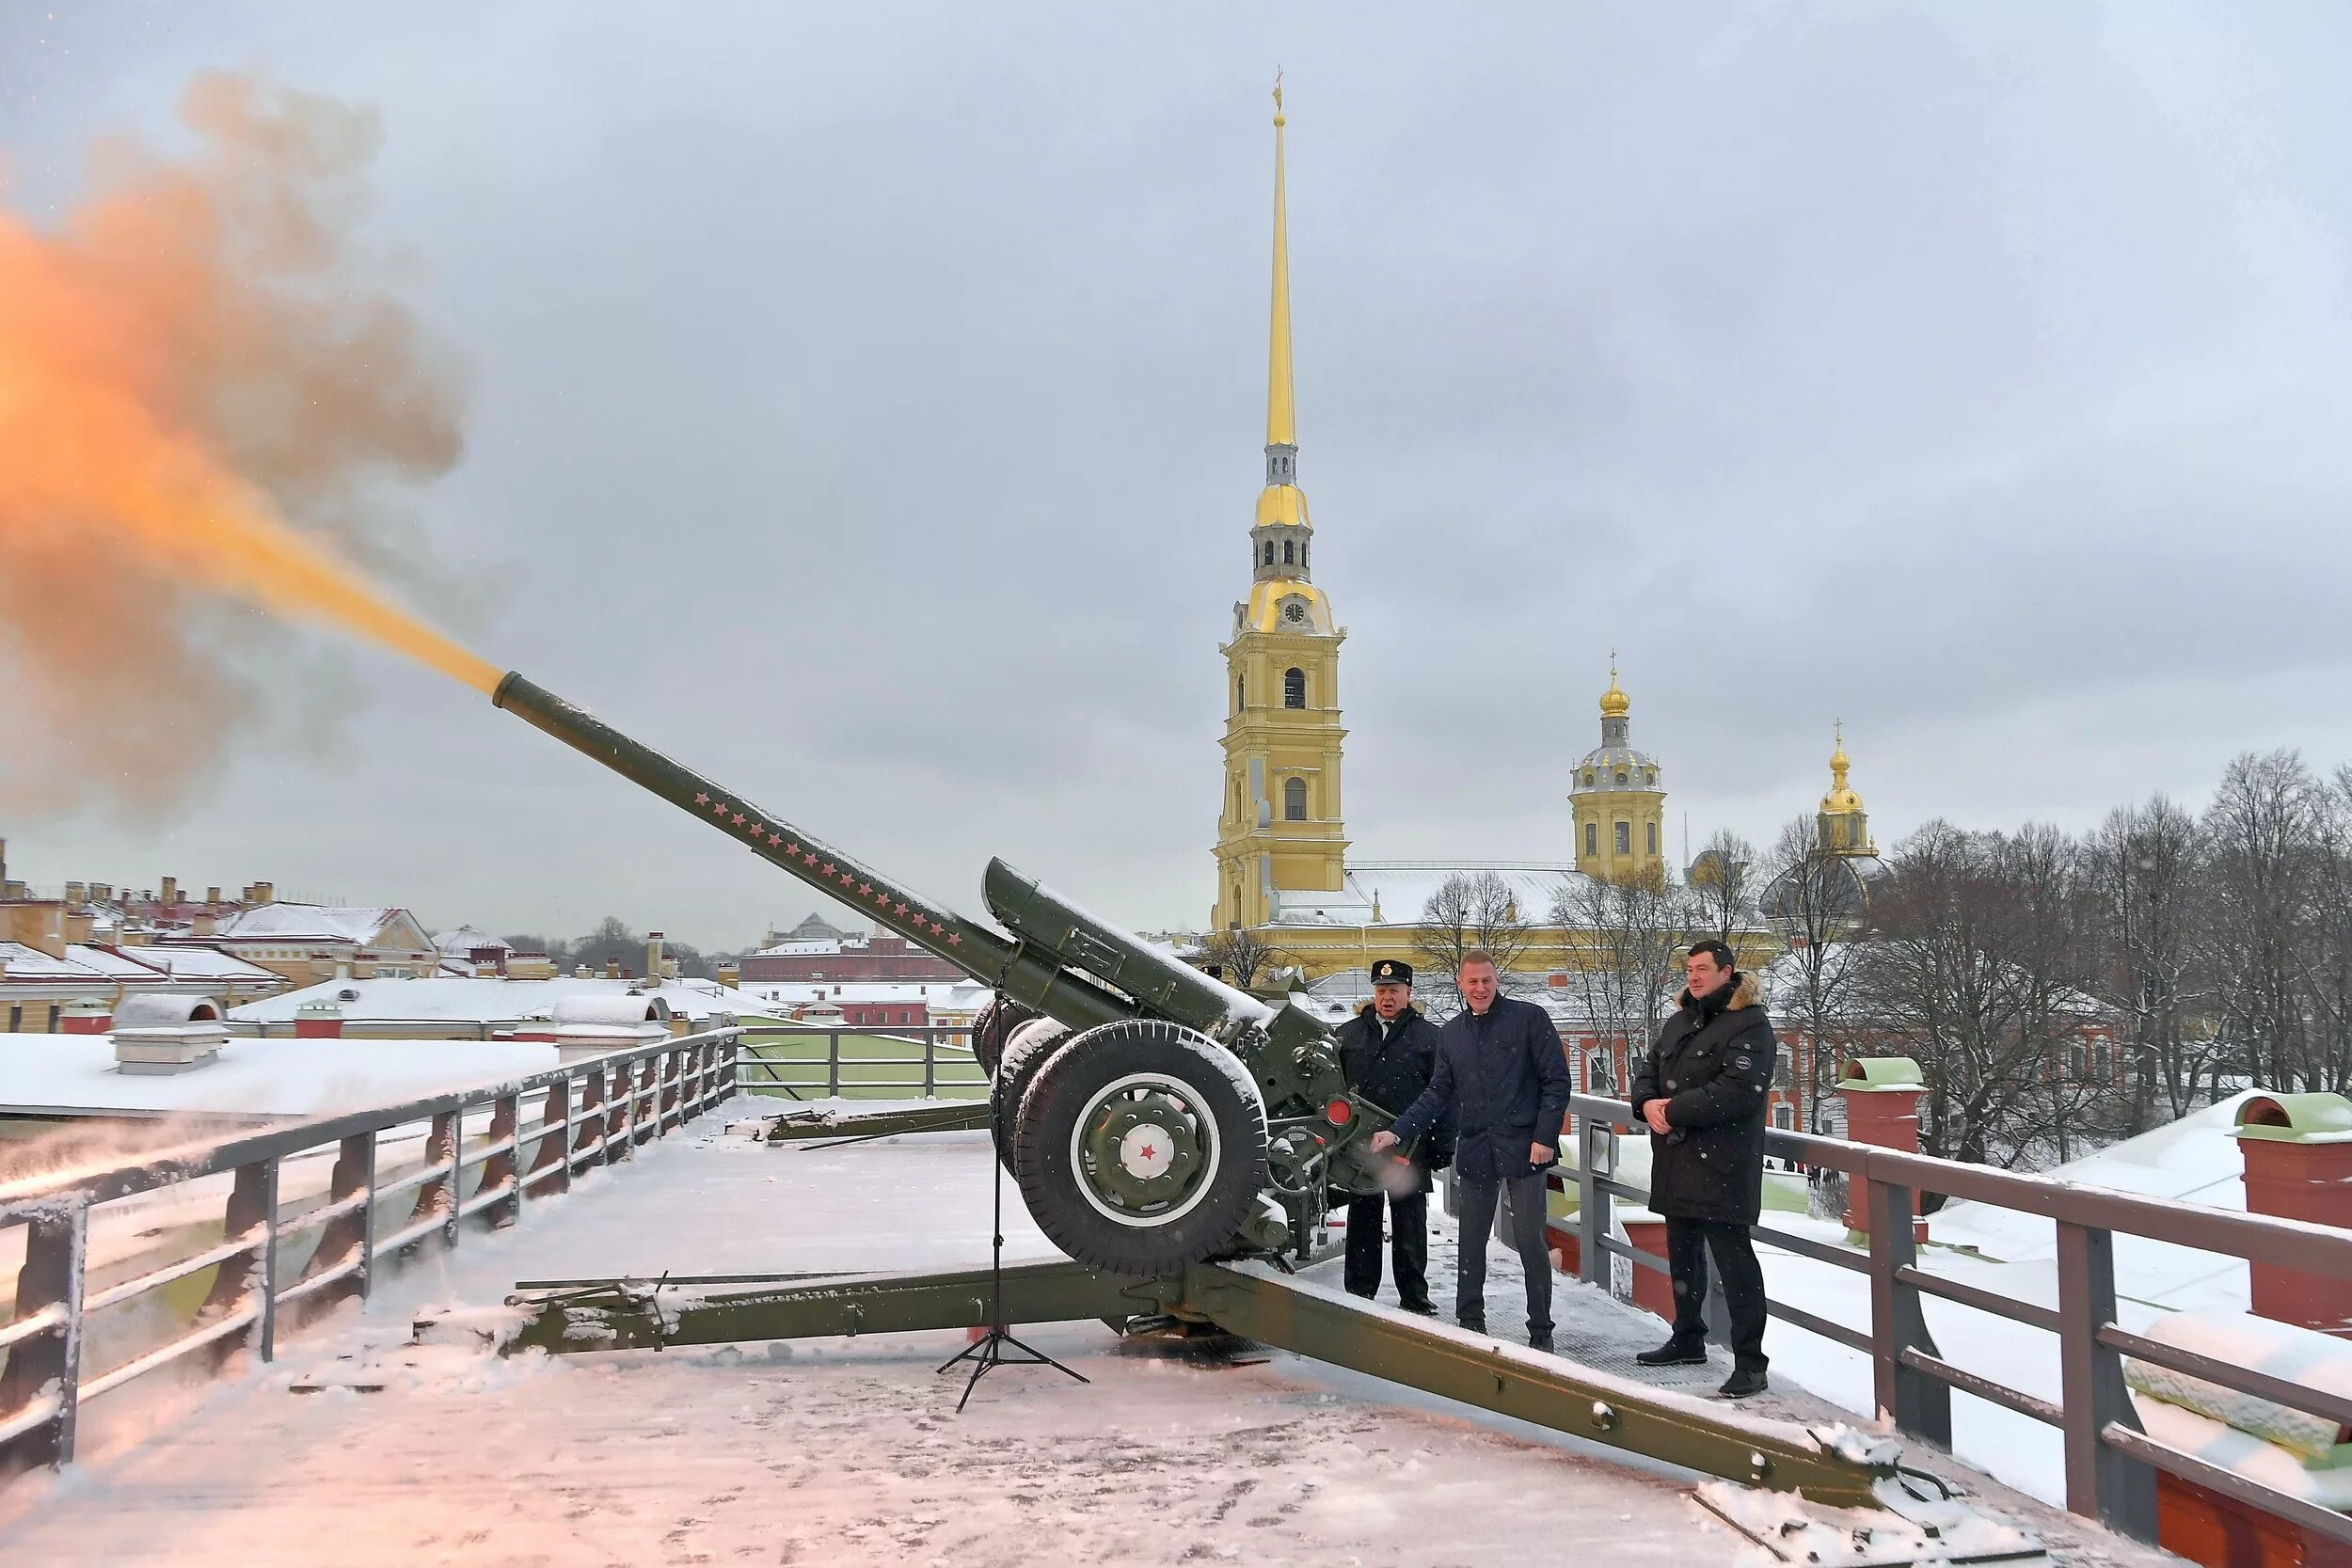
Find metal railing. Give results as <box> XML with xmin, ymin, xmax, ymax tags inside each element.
<box><xmin>1568</xmin><ymin>1090</ymin><xmax>2352</xmax><ymax>1546</ymax></box>
<box><xmin>0</xmin><ymin>1028</ymin><xmax>740</xmax><ymax>1476</ymax></box>
<box><xmin>732</xmin><ymin>1025</ymin><xmax>984</xmax><ymax>1101</ymax></box>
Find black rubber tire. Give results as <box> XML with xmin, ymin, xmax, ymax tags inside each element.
<box><xmin>1012</xmin><ymin>1020</ymin><xmax>1268</xmax><ymax>1276</ymax></box>
<box><xmin>988</xmin><ymin>1018</ymin><xmax>1070</xmax><ymax>1171</ymax></box>
<box><xmin>969</xmin><ymin>996</ymin><xmax>1039</xmax><ymax>1081</ymax></box>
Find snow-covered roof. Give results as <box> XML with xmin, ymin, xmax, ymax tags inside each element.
<box><xmin>230</xmin><ymin>974</ymin><xmax>757</xmax><ymax>1026</ymax></box>
<box><xmin>126</xmin><ymin>945</ymin><xmax>284</xmax><ymax>983</ymax></box>
<box><xmin>435</xmin><ymin>927</ymin><xmax>513</xmax><ymax>958</ymax></box>
<box><xmin>733</xmin><ymin>979</ymin><xmax>993</xmax><ymax>1011</ymax></box>
<box><xmin>62</xmin><ymin>943</ymin><xmax>169</xmax><ymax>980</ymax></box>
<box><xmin>0</xmin><ymin>942</ymin><xmax>103</xmax><ymax>981</ymax></box>
<box><xmin>1269</xmin><ymin>861</ymin><xmax>1586</xmax><ymax>928</ymax></box>
<box><xmin>213</xmin><ymin>904</ymin><xmax>414</xmax><ymax>945</ymax></box>
<box><xmin>0</xmin><ymin>1032</ymin><xmax>563</xmax><ymax>1118</ymax></box>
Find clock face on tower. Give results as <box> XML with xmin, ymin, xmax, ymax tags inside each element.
<box><xmin>1282</xmin><ymin>598</ymin><xmax>1308</xmax><ymax>626</ymax></box>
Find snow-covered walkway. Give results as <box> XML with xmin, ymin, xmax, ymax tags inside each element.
<box><xmin>0</xmin><ymin>1117</ymin><xmax>2178</xmax><ymax>1567</ymax></box>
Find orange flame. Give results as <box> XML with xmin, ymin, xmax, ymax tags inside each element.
<box><xmin>0</xmin><ymin>73</ymin><xmax>489</xmax><ymax>816</ymax></box>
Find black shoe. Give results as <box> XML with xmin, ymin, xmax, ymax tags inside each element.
<box><xmin>1528</xmin><ymin>1330</ymin><xmax>1554</xmax><ymax>1353</ymax></box>
<box><xmin>1635</xmin><ymin>1338</ymin><xmax>1708</xmax><ymax>1368</ymax></box>
<box><xmin>1456</xmin><ymin>1317</ymin><xmax>1487</xmax><ymax>1336</ymax></box>
<box><xmin>1398</xmin><ymin>1298</ymin><xmax>1437</xmax><ymax>1316</ymax></box>
<box><xmin>1717</xmin><ymin>1363</ymin><xmax>1769</xmax><ymax>1399</ymax></box>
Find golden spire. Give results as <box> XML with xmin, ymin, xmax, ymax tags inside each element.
<box><xmin>1266</xmin><ymin>71</ymin><xmax>1295</xmax><ymax>451</ymax></box>
<box><xmin>1599</xmin><ymin>651</ymin><xmax>1629</xmax><ymax>720</ymax></box>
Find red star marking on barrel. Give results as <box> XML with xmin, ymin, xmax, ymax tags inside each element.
<box><xmin>766</xmin><ymin>832</ymin><xmax>783</xmax><ymax>847</ymax></box>
<box><xmin>929</xmin><ymin>920</ymin><xmax>946</xmax><ymax>936</ymax></box>
<box><xmin>857</xmin><ymin>883</ymin><xmax>873</xmax><ymax>897</ymax></box>
<box><xmin>819</xmin><ymin>863</ymin><xmax>835</xmax><ymax>876</ymax></box>
<box><xmin>803</xmin><ymin>851</ymin><xmax>818</xmax><ymax>865</ymax></box>
<box><xmin>839</xmin><ymin>870</ymin><xmax>856</xmax><ymax>886</ymax></box>
<box><xmin>731</xmin><ymin>813</ymin><xmax>747</xmax><ymax>827</ymax></box>
<box><xmin>694</xmin><ymin>792</ymin><xmax>709</xmax><ymax>805</ymax></box>
<box><xmin>946</xmin><ymin>933</ymin><xmax>962</xmax><ymax>946</ymax></box>
<box><xmin>782</xmin><ymin>842</ymin><xmax>798</xmax><ymax>855</ymax></box>
<box><xmin>893</xmin><ymin>903</ymin><xmax>908</xmax><ymax>917</ymax></box>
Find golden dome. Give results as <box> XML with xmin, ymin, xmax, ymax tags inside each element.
<box><xmin>1255</xmin><ymin>483</ymin><xmax>1311</xmax><ymax>528</ymax></box>
<box><xmin>1598</xmin><ymin>659</ymin><xmax>1629</xmax><ymax>720</ymax></box>
<box><xmin>1821</xmin><ymin>721</ymin><xmax>1866</xmax><ymax>815</ymax></box>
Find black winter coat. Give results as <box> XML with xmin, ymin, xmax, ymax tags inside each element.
<box><xmin>1391</xmin><ymin>997</ymin><xmax>1573</xmax><ymax>1184</ymax></box>
<box><xmin>1629</xmin><ymin>973</ymin><xmax>1776</xmax><ymax>1225</ymax></box>
<box><xmin>1334</xmin><ymin>1005</ymin><xmax>1450</xmax><ymax>1185</ymax></box>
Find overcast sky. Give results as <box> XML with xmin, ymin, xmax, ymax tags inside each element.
<box><xmin>5</xmin><ymin>4</ymin><xmax>2350</xmax><ymax>950</ymax></box>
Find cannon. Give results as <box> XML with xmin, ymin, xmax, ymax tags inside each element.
<box><xmin>491</xmin><ymin>672</ymin><xmax>1397</xmax><ymax>1275</ymax></box>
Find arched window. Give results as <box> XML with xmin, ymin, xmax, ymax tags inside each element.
<box><xmin>1281</xmin><ymin>539</ymin><xmax>1294</xmax><ymax>565</ymax></box>
<box><xmin>1584</xmin><ymin>822</ymin><xmax>1597</xmax><ymax>856</ymax></box>
<box><xmin>1234</xmin><ymin>675</ymin><xmax>1245</xmax><ymax>712</ymax></box>
<box><xmin>1645</xmin><ymin>822</ymin><xmax>1658</xmax><ymax>854</ymax></box>
<box><xmin>1262</xmin><ymin>540</ymin><xmax>1275</xmax><ymax>566</ymax></box>
<box><xmin>1283</xmin><ymin>668</ymin><xmax>1306</xmax><ymax>708</ymax></box>
<box><xmin>1614</xmin><ymin>820</ymin><xmax>1630</xmax><ymax>855</ymax></box>
<box><xmin>1282</xmin><ymin>778</ymin><xmax>1308</xmax><ymax>820</ymax></box>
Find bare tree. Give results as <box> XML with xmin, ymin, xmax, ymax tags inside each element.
<box><xmin>1554</xmin><ymin>863</ymin><xmax>1692</xmax><ymax>1070</ymax></box>
<box><xmin>1199</xmin><ymin>927</ymin><xmax>1279</xmax><ymax>992</ymax></box>
<box><xmin>1687</xmin><ymin>827</ymin><xmax>1758</xmax><ymax>946</ymax></box>
<box><xmin>2083</xmin><ymin>796</ymin><xmax>2223</xmax><ymax>1127</ymax></box>
<box><xmin>1415</xmin><ymin>871</ymin><xmax>1536</xmax><ymax>1014</ymax></box>
<box><xmin>1757</xmin><ymin>816</ymin><xmax>1863</xmax><ymax>1133</ymax></box>
<box><xmin>2204</xmin><ymin>751</ymin><xmax>2324</xmax><ymax>1092</ymax></box>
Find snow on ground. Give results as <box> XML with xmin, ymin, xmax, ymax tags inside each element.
<box><xmin>1</xmin><ymin>1121</ymin><xmax>1729</xmax><ymax>1567</ymax></box>
<box><xmin>0</xmin><ymin>1111</ymin><xmax>2192</xmax><ymax>1567</ymax></box>
<box><xmin>0</xmin><ymin>1031</ymin><xmax>561</xmax><ymax>1118</ymax></box>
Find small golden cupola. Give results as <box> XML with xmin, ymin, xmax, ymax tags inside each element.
<box><xmin>1817</xmin><ymin>721</ymin><xmax>1876</xmax><ymax>856</ymax></box>
<box><xmin>1571</xmin><ymin>654</ymin><xmax>1666</xmax><ymax>880</ymax></box>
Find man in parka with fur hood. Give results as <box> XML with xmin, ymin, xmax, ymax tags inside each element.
<box><xmin>1628</xmin><ymin>939</ymin><xmax>1775</xmax><ymax>1398</ymax></box>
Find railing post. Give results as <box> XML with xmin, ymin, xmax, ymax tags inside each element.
<box><xmin>528</xmin><ymin>1081</ymin><xmax>570</xmax><ymax>1197</ymax></box>
<box><xmin>1577</xmin><ymin>1113</ymin><xmax>1610</xmax><ymax>1289</ymax></box>
<box><xmin>417</xmin><ymin>1111</ymin><xmax>459</xmax><ymax>1247</ymax></box>
<box><xmin>200</xmin><ymin>1161</ymin><xmax>274</xmax><ymax>1371</ymax></box>
<box><xmin>256</xmin><ymin>1157</ymin><xmax>282</xmax><ymax>1361</ymax></box>
<box><xmin>2056</xmin><ymin>1219</ymin><xmax>2157</xmax><ymax>1539</ymax></box>
<box><xmin>1865</xmin><ymin>1173</ymin><xmax>1951</xmax><ymax>1448</ymax></box>
<box><xmin>303</xmin><ymin>1132</ymin><xmax>376</xmax><ymax>1312</ymax></box>
<box><xmin>607</xmin><ymin>1063</ymin><xmax>631</xmax><ymax>1162</ymax></box>
<box><xmin>924</xmin><ymin>1029</ymin><xmax>938</xmax><ymax>1099</ymax></box>
<box><xmin>485</xmin><ymin>1093</ymin><xmax>521</xmax><ymax>1227</ymax></box>
<box><xmin>0</xmin><ymin>1197</ymin><xmax>87</xmax><ymax>1472</ymax></box>
<box><xmin>828</xmin><ymin>1032</ymin><xmax>841</xmax><ymax>1099</ymax></box>
<box><xmin>575</xmin><ymin>1069</ymin><xmax>604</xmax><ymax>1173</ymax></box>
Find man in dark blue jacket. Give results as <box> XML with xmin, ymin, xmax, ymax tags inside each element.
<box><xmin>1374</xmin><ymin>951</ymin><xmax>1574</xmax><ymax>1348</ymax></box>
<box><xmin>1333</xmin><ymin>958</ymin><xmax>1446</xmax><ymax>1312</ymax></box>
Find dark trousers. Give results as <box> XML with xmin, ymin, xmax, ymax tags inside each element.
<box><xmin>1665</xmin><ymin>1216</ymin><xmax>1768</xmax><ymax>1367</ymax></box>
<box><xmin>1453</xmin><ymin>1171</ymin><xmax>1551</xmax><ymax>1336</ymax></box>
<box><xmin>1343</xmin><ymin>1190</ymin><xmax>1429</xmax><ymax>1306</ymax></box>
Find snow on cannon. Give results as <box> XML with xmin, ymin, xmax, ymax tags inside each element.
<box><xmin>490</xmin><ymin>671</ymin><xmax>1397</xmax><ymax>1275</ymax></box>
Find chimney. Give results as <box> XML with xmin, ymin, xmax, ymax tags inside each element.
<box><xmin>294</xmin><ymin>1000</ymin><xmax>345</xmax><ymax>1039</ymax></box>
<box><xmin>65</xmin><ymin>881</ymin><xmax>86</xmax><ymax>909</ymax></box>
<box><xmin>206</xmin><ymin>885</ymin><xmax>221</xmax><ymax>908</ymax></box>
<box><xmin>575</xmin><ymin>964</ymin><xmax>591</xmax><ymax>978</ymax></box>
<box><xmin>59</xmin><ymin>998</ymin><xmax>113</xmax><ymax>1034</ymax></box>
<box><xmin>605</xmin><ymin>958</ymin><xmax>621</xmax><ymax>980</ymax></box>
<box><xmin>63</xmin><ymin>908</ymin><xmax>94</xmax><ymax>947</ymax></box>
<box><xmin>90</xmin><ymin>883</ymin><xmax>113</xmax><ymax>905</ymax></box>
<box><xmin>161</xmin><ymin>876</ymin><xmax>179</xmax><ymax>906</ymax></box>
<box><xmin>2234</xmin><ymin>1094</ymin><xmax>2352</xmax><ymax>1334</ymax></box>
<box><xmin>249</xmin><ymin>880</ymin><xmax>275</xmax><ymax>905</ymax></box>
<box><xmin>717</xmin><ymin>960</ymin><xmax>741</xmax><ymax>989</ymax></box>
<box><xmin>112</xmin><ymin>995</ymin><xmax>229</xmax><ymax>1075</ymax></box>
<box><xmin>646</xmin><ymin>931</ymin><xmax>666</xmax><ymax>983</ymax></box>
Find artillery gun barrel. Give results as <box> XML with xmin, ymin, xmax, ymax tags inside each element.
<box><xmin>489</xmin><ymin>672</ymin><xmax>1136</xmax><ymax>1032</ymax></box>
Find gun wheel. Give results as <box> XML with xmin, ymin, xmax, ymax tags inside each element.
<box><xmin>988</xmin><ymin>1018</ymin><xmax>1070</xmax><ymax>1172</ymax></box>
<box><xmin>969</xmin><ymin>997</ymin><xmax>1038</xmax><ymax>1080</ymax></box>
<box><xmin>1013</xmin><ymin>1020</ymin><xmax>1267</xmax><ymax>1275</ymax></box>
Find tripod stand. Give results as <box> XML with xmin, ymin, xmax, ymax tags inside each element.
<box><xmin>936</xmin><ymin>1009</ymin><xmax>1087</xmax><ymax>1413</ymax></box>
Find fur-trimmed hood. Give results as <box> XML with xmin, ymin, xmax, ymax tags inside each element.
<box><xmin>1676</xmin><ymin>971</ymin><xmax>1764</xmax><ymax>1014</ymax></box>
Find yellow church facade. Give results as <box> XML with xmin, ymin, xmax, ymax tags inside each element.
<box><xmin>1204</xmin><ymin>91</ymin><xmax>1816</xmax><ymax>987</ymax></box>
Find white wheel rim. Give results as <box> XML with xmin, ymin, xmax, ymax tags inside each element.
<box><xmin>1068</xmin><ymin>1069</ymin><xmax>1224</xmax><ymax>1229</ymax></box>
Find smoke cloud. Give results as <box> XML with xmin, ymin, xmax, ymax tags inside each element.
<box><xmin>0</xmin><ymin>72</ymin><xmax>484</xmax><ymax>821</ymax></box>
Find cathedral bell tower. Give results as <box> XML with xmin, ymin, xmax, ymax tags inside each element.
<box><xmin>1817</xmin><ymin>722</ymin><xmax>1876</xmax><ymax>855</ymax></box>
<box><xmin>1213</xmin><ymin>81</ymin><xmax>1348</xmax><ymax>931</ymax></box>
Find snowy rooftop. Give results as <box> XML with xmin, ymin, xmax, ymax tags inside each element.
<box><xmin>1270</xmin><ymin>861</ymin><xmax>1586</xmax><ymax>928</ymax></box>
<box><xmin>211</xmin><ymin>905</ymin><xmax>408</xmax><ymax>944</ymax></box>
<box><xmin>0</xmin><ymin>1032</ymin><xmax>560</xmax><ymax>1118</ymax></box>
<box><xmin>231</xmin><ymin>974</ymin><xmax>762</xmax><ymax>1026</ymax></box>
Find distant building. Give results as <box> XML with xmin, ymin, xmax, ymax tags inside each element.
<box><xmin>736</xmin><ymin>978</ymin><xmax>991</xmax><ymax>1034</ymax></box>
<box><xmin>739</xmin><ymin>912</ymin><xmax>963</xmax><ymax>983</ymax></box>
<box><xmin>189</xmin><ymin>903</ymin><xmax>437</xmax><ymax>986</ymax></box>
